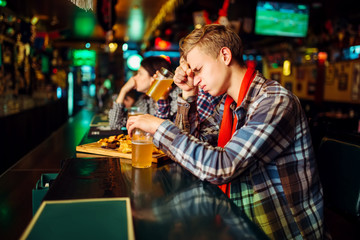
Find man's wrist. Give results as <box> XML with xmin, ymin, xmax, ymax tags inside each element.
<box><xmin>182</xmin><ymin>89</ymin><xmax>198</xmax><ymax>100</ymax></box>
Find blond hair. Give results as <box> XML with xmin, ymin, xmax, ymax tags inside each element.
<box><xmin>179</xmin><ymin>24</ymin><xmax>245</xmax><ymax>66</ymax></box>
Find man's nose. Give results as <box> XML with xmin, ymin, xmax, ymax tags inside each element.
<box><xmin>194</xmin><ymin>76</ymin><xmax>201</xmax><ymax>86</ymax></box>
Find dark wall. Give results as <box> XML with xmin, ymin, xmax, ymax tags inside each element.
<box><xmin>0</xmin><ymin>99</ymin><xmax>68</xmax><ymax>174</ymax></box>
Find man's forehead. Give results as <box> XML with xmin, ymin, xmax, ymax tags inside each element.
<box><xmin>187</xmin><ymin>47</ymin><xmax>203</xmax><ymax>69</ymax></box>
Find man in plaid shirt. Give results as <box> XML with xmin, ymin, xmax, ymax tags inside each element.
<box><xmin>127</xmin><ymin>24</ymin><xmax>326</xmax><ymax>239</ymax></box>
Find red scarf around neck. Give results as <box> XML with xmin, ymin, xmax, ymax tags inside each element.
<box><xmin>218</xmin><ymin>67</ymin><xmax>256</xmax><ymax>197</ymax></box>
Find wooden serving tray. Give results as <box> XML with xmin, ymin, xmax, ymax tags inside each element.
<box><xmin>76</xmin><ymin>142</ymin><xmax>167</xmax><ymax>163</ymax></box>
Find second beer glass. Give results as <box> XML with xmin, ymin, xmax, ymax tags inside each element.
<box><xmin>127</xmin><ymin>106</ymin><xmax>143</xmax><ymax>117</ymax></box>
<box><xmin>146</xmin><ymin>67</ymin><xmax>174</xmax><ymax>101</ymax></box>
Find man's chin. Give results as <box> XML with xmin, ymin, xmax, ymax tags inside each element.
<box><xmin>212</xmin><ymin>90</ymin><xmax>227</xmax><ymax>97</ymax></box>
<box><xmin>207</xmin><ymin>90</ymin><xmax>220</xmax><ymax>97</ymax></box>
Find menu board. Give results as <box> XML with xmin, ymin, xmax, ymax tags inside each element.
<box><xmin>20</xmin><ymin>198</ymin><xmax>134</xmax><ymax>240</ymax></box>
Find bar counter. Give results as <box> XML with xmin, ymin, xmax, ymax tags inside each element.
<box><xmin>0</xmin><ymin>109</ymin><xmax>268</xmax><ymax>239</ymax></box>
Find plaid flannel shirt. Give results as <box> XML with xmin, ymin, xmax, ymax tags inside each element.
<box><xmin>196</xmin><ymin>89</ymin><xmax>223</xmax><ymax>122</ymax></box>
<box><xmin>153</xmin><ymin>72</ymin><xmax>324</xmax><ymax>240</ymax></box>
<box><xmin>159</xmin><ymin>88</ymin><xmax>222</xmax><ymax>123</ymax></box>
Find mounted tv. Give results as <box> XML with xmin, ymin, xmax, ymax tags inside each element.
<box><xmin>255</xmin><ymin>1</ymin><xmax>309</xmax><ymax>37</ymax></box>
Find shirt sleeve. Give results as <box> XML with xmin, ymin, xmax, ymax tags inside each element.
<box><xmin>155</xmin><ymin>99</ymin><xmax>170</xmax><ymax>119</ymax></box>
<box><xmin>153</xmin><ymin>93</ymin><xmax>298</xmax><ymax>185</ymax></box>
<box><xmin>108</xmin><ymin>102</ymin><xmax>127</xmax><ymax>130</ymax></box>
<box><xmin>155</xmin><ymin>87</ymin><xmax>182</xmax><ymax>121</ymax></box>
<box><xmin>174</xmin><ymin>95</ymin><xmax>198</xmax><ymax>133</ymax></box>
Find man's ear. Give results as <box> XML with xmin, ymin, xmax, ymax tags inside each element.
<box><xmin>220</xmin><ymin>47</ymin><xmax>232</xmax><ymax>65</ymax></box>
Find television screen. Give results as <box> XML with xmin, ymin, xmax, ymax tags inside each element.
<box><xmin>255</xmin><ymin>1</ymin><xmax>309</xmax><ymax>37</ymax></box>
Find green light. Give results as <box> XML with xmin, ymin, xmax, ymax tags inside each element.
<box><xmin>298</xmin><ymin>5</ymin><xmax>307</xmax><ymax>10</ymax></box>
<box><xmin>74</xmin><ymin>11</ymin><xmax>95</xmax><ymax>37</ymax></box>
<box><xmin>127</xmin><ymin>8</ymin><xmax>144</xmax><ymax>41</ymax></box>
<box><xmin>73</xmin><ymin>50</ymin><xmax>96</xmax><ymax>66</ymax></box>
<box><xmin>0</xmin><ymin>0</ymin><xmax>7</xmax><ymax>7</ymax></box>
<box><xmin>41</xmin><ymin>55</ymin><xmax>49</xmax><ymax>73</ymax></box>
<box><xmin>103</xmin><ymin>79</ymin><xmax>112</xmax><ymax>89</ymax></box>
<box><xmin>271</xmin><ymin>63</ymin><xmax>279</xmax><ymax>68</ymax></box>
<box><xmin>127</xmin><ymin>54</ymin><xmax>143</xmax><ymax>71</ymax></box>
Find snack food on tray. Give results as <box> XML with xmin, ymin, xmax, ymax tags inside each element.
<box><xmin>97</xmin><ymin>134</ymin><xmax>127</xmax><ymax>149</ymax></box>
<box><xmin>97</xmin><ymin>134</ymin><xmax>164</xmax><ymax>154</ymax></box>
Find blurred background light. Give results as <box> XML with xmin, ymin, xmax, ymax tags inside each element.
<box><xmin>127</xmin><ymin>54</ymin><xmax>143</xmax><ymax>71</ymax></box>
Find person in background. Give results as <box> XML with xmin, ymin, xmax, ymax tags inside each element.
<box><xmin>126</xmin><ymin>24</ymin><xmax>326</xmax><ymax>239</ymax></box>
<box><xmin>96</xmin><ymin>78</ymin><xmax>109</xmax><ymax>110</ymax></box>
<box><xmin>109</xmin><ymin>56</ymin><xmax>180</xmax><ymax>130</ymax></box>
<box><xmin>123</xmin><ymin>89</ymin><xmax>138</xmax><ymax>109</ymax></box>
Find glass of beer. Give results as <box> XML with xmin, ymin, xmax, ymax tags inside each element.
<box><xmin>131</xmin><ymin>128</ymin><xmax>153</xmax><ymax>168</ymax></box>
<box><xmin>127</xmin><ymin>106</ymin><xmax>143</xmax><ymax>118</ymax></box>
<box><xmin>146</xmin><ymin>67</ymin><xmax>174</xmax><ymax>101</ymax></box>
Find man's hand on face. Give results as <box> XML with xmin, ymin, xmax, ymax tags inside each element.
<box><xmin>174</xmin><ymin>57</ymin><xmax>198</xmax><ymax>99</ymax></box>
